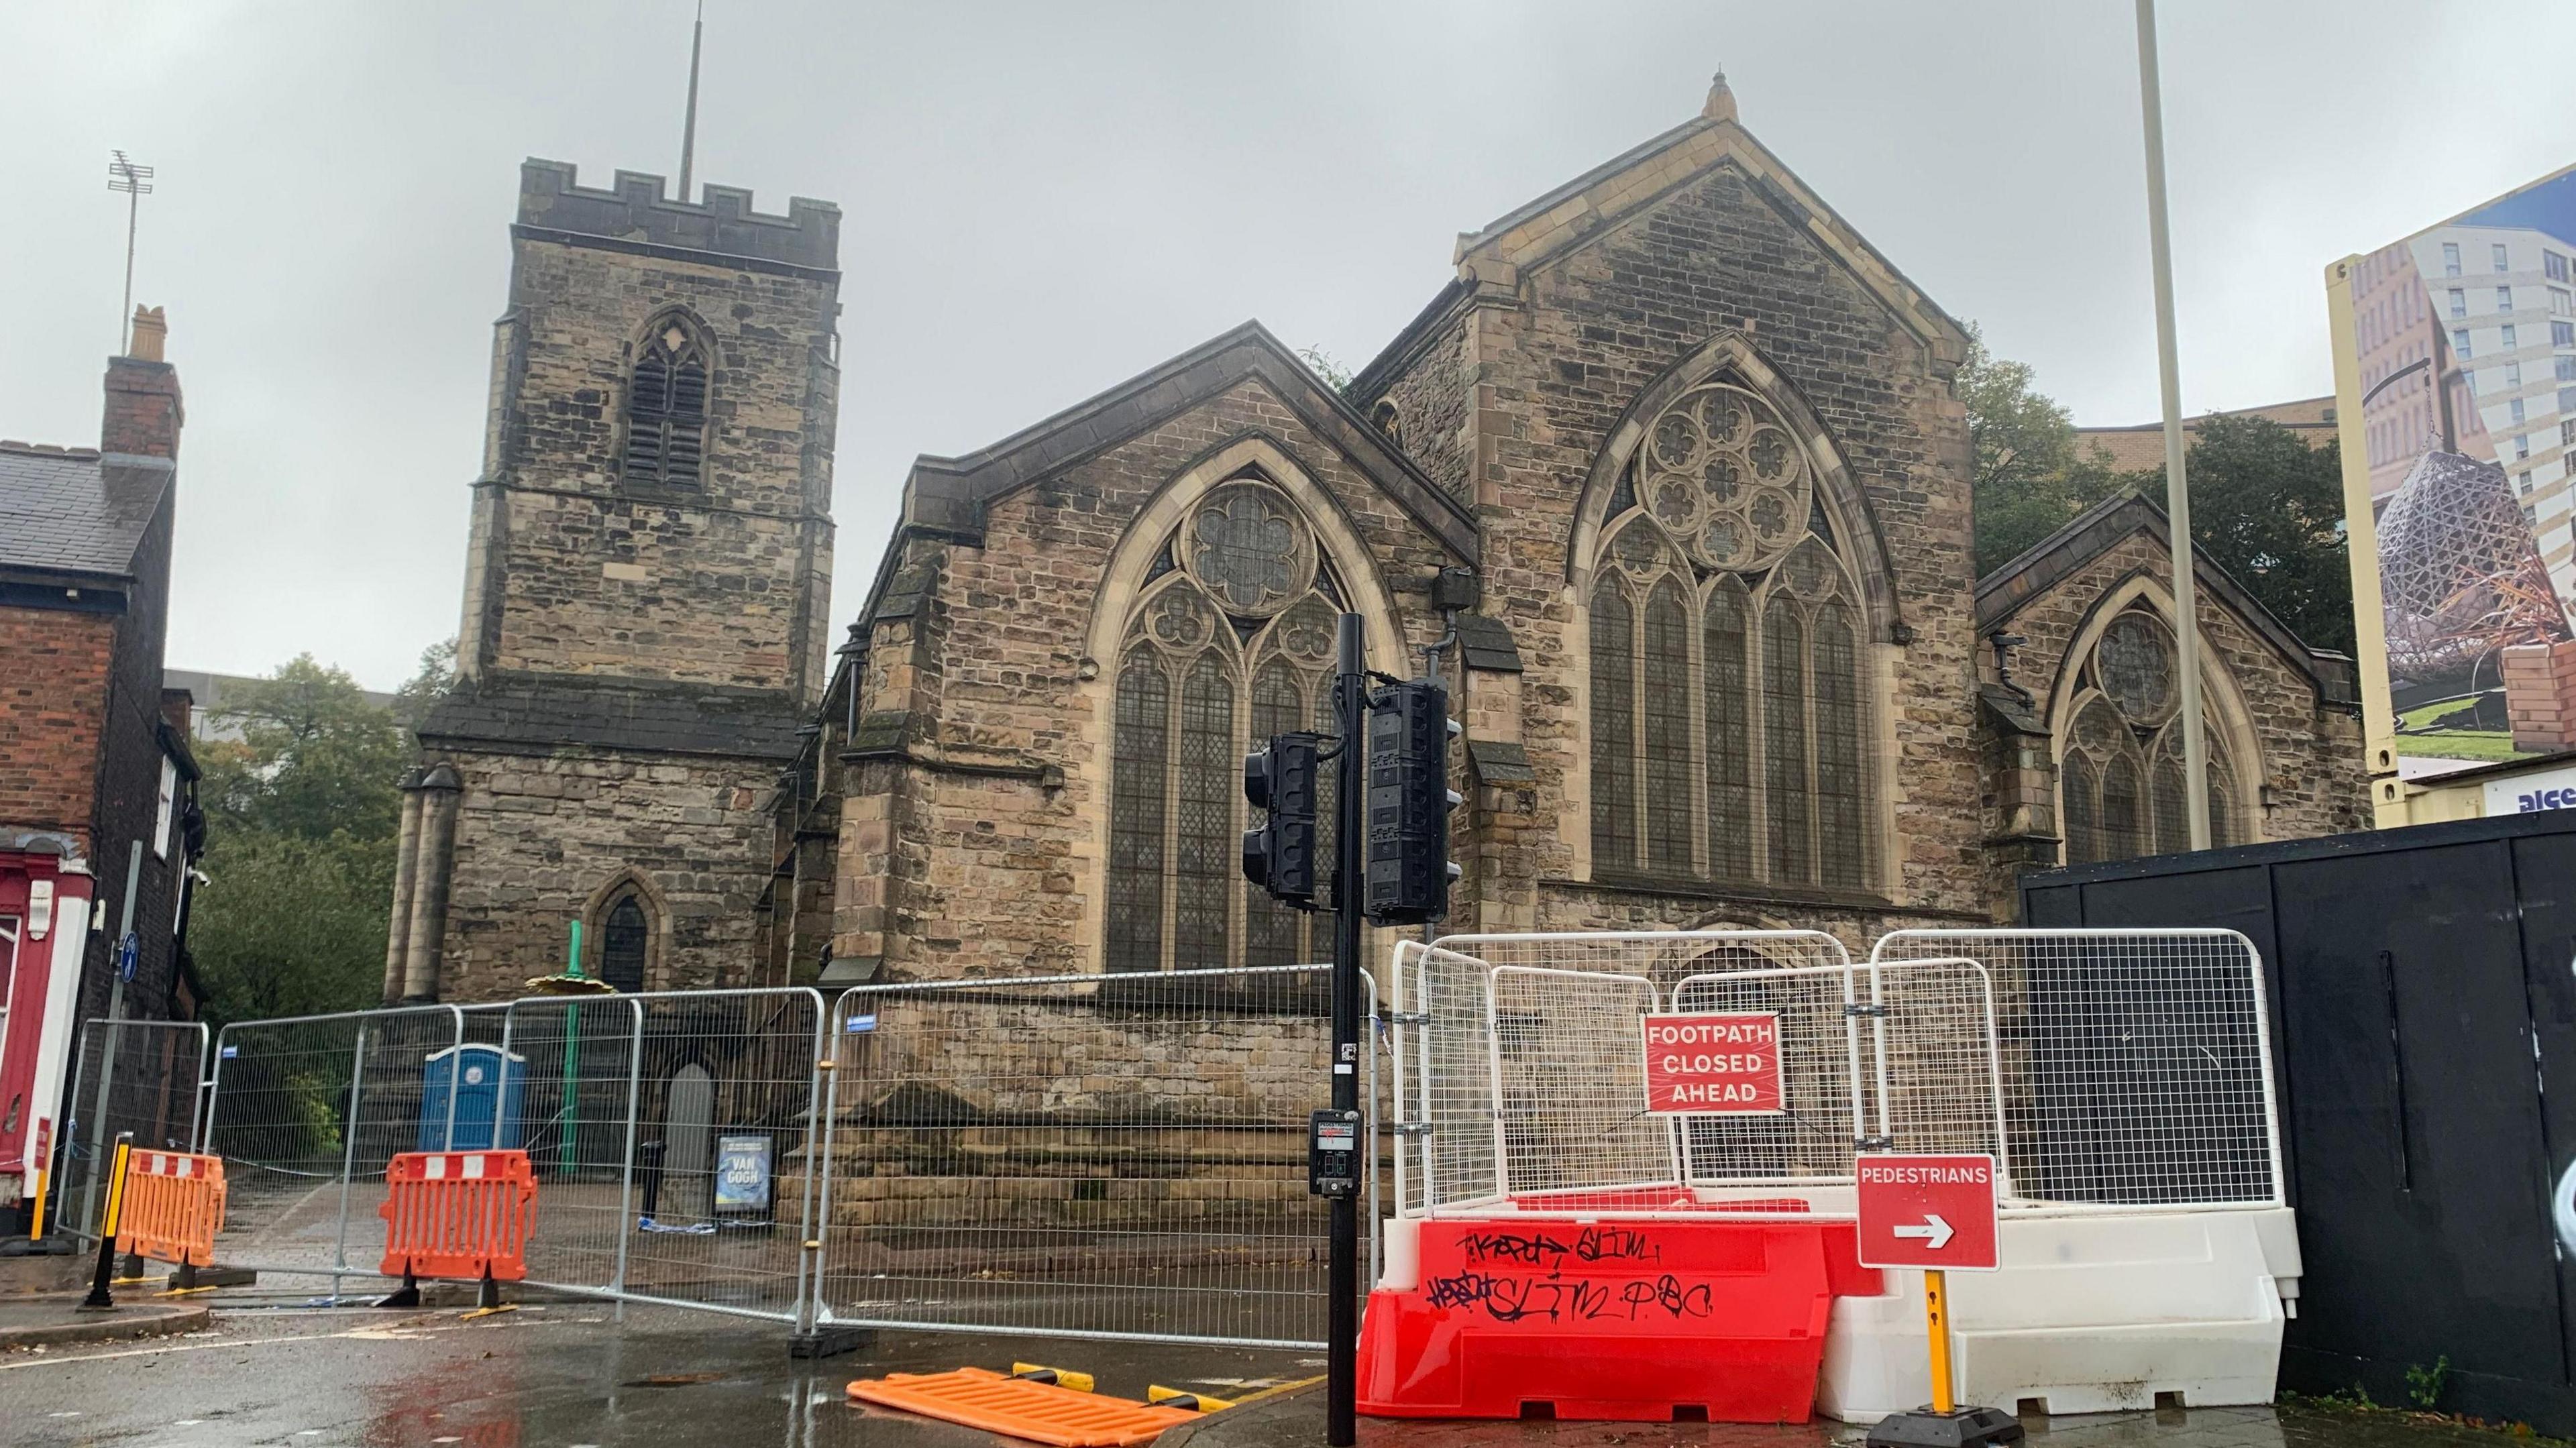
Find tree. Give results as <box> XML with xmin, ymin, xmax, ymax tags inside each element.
<box><xmin>1961</xmin><ymin>325</ymin><xmax>2354</xmax><ymax>657</ymax></box>
<box><xmin>1961</xmin><ymin>325</ymin><xmax>2122</xmax><ymax>575</ymax></box>
<box><xmin>394</xmin><ymin>637</ymin><xmax>457</xmax><ymax>741</ymax></box>
<box><xmin>1296</xmin><ymin>344</ymin><xmax>1353</xmax><ymax>394</ymax></box>
<box><xmin>2136</xmin><ymin>414</ymin><xmax>2355</xmax><ymax>659</ymax></box>
<box><xmin>191</xmin><ymin>655</ymin><xmax>413</xmax><ymax>1025</ymax></box>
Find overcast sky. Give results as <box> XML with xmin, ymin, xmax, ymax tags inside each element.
<box><xmin>5</xmin><ymin>2</ymin><xmax>2573</xmax><ymax>690</ymax></box>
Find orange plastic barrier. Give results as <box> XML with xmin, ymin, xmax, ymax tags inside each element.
<box><xmin>378</xmin><ymin>1150</ymin><xmax>537</xmax><ymax>1282</ymax></box>
<box><xmin>1357</xmin><ymin>1217</ymin><xmax>1880</xmax><ymax>1423</ymax></box>
<box><xmin>119</xmin><ymin>1149</ymin><xmax>227</xmax><ymax>1268</ymax></box>
<box><xmin>847</xmin><ymin>1368</ymin><xmax>1199</xmax><ymax>1447</ymax></box>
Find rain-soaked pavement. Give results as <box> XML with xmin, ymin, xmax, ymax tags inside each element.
<box><xmin>2</xmin><ymin>1294</ymin><xmax>2545</xmax><ymax>1448</ymax></box>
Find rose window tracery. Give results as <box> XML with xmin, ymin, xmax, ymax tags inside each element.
<box><xmin>1185</xmin><ymin>484</ymin><xmax>1311</xmax><ymax>617</ymax></box>
<box><xmin>1631</xmin><ymin>382</ymin><xmax>1811</xmax><ymax>574</ymax></box>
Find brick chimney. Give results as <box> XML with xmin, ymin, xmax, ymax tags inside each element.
<box><xmin>102</xmin><ymin>305</ymin><xmax>184</xmax><ymax>460</ymax></box>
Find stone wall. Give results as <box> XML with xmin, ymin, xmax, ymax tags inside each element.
<box><xmin>431</xmin><ymin>744</ymin><xmax>777</xmax><ymax>1001</ymax></box>
<box><xmin>836</xmin><ymin>372</ymin><xmax>1460</xmax><ymax>981</ymax></box>
<box><xmin>1358</xmin><ymin>140</ymin><xmax>1986</xmax><ymax>935</ymax></box>
<box><xmin>458</xmin><ymin>226</ymin><xmax>838</xmax><ymax>700</ymax></box>
<box><xmin>1982</xmin><ymin>529</ymin><xmax>2370</xmax><ymax>851</ymax></box>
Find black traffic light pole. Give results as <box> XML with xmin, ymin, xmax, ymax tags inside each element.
<box><xmin>1326</xmin><ymin>610</ymin><xmax>1366</xmax><ymax>1447</ymax></box>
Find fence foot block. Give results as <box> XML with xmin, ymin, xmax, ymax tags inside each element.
<box><xmin>1865</xmin><ymin>1406</ymin><xmax>2027</xmax><ymax>1448</ymax></box>
<box><xmin>791</xmin><ymin>1325</ymin><xmax>875</xmax><ymax>1359</ymax></box>
<box><xmin>376</xmin><ymin>1270</ymin><xmax>422</xmax><ymax>1310</ymax></box>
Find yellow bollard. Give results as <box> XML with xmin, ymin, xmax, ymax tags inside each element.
<box><xmin>1925</xmin><ymin>1268</ymin><xmax>1955</xmax><ymax>1416</ymax></box>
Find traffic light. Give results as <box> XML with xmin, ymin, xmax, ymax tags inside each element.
<box><xmin>1242</xmin><ymin>732</ymin><xmax>1321</xmax><ymax>906</ymax></box>
<box><xmin>1363</xmin><ymin>677</ymin><xmax>1462</xmax><ymax>925</ymax></box>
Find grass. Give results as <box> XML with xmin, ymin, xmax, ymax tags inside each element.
<box><xmin>2394</xmin><ymin>700</ymin><xmax>2532</xmax><ymax>765</ymax></box>
<box><xmin>2279</xmin><ymin>1388</ymin><xmax>2569</xmax><ymax>1445</ymax></box>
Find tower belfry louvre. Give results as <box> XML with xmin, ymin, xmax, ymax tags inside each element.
<box><xmin>386</xmin><ymin>160</ymin><xmax>842</xmax><ymax>1003</ymax></box>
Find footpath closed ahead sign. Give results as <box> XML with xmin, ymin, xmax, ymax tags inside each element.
<box><xmin>1640</xmin><ymin>1012</ymin><xmax>1784</xmax><ymax>1115</ymax></box>
<box><xmin>1856</xmin><ymin>1153</ymin><xmax>2000</xmax><ymax>1271</ymax></box>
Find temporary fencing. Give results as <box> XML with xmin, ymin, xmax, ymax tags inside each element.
<box><xmin>493</xmin><ymin>989</ymin><xmax>827</xmax><ymax>1324</ymax></box>
<box><xmin>1393</xmin><ymin>936</ymin><xmax>2004</xmax><ymax>1218</ymax></box>
<box><xmin>1868</xmin><ymin>928</ymin><xmax>2283</xmax><ymax>1214</ymax></box>
<box><xmin>808</xmin><ymin>964</ymin><xmax>1379</xmax><ymax>1349</ymax></box>
<box><xmin>199</xmin><ymin>1005</ymin><xmax>502</xmax><ymax>1282</ymax></box>
<box><xmin>53</xmin><ymin>1017</ymin><xmax>208</xmax><ymax>1243</ymax></box>
<box><xmin>116</xmin><ymin>1148</ymin><xmax>226</xmax><ymax>1268</ymax></box>
<box><xmin>379</xmin><ymin>1149</ymin><xmax>537</xmax><ymax>1284</ymax></box>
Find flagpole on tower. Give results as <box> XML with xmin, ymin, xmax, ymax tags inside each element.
<box><xmin>107</xmin><ymin>151</ymin><xmax>154</xmax><ymax>355</ymax></box>
<box><xmin>678</xmin><ymin>0</ymin><xmax>705</xmax><ymax>202</ymax></box>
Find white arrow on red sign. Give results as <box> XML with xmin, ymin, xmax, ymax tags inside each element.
<box><xmin>1891</xmin><ymin>1214</ymin><xmax>1954</xmax><ymax>1251</ymax></box>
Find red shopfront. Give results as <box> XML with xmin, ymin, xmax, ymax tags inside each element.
<box><xmin>0</xmin><ymin>852</ymin><xmax>96</xmax><ymax>1206</ymax></box>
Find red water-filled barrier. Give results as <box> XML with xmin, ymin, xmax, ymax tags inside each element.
<box><xmin>1357</xmin><ymin>1216</ymin><xmax>1878</xmax><ymax>1423</ymax></box>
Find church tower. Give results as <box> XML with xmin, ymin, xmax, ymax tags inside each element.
<box><xmin>386</xmin><ymin>160</ymin><xmax>841</xmax><ymax>1003</ymax></box>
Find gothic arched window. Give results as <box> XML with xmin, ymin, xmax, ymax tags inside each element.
<box><xmin>623</xmin><ymin>317</ymin><xmax>710</xmax><ymax>487</ymax></box>
<box><xmin>1105</xmin><ymin>478</ymin><xmax>1342</xmax><ymax>972</ymax></box>
<box><xmin>1587</xmin><ymin>378</ymin><xmax>1879</xmax><ymax>894</ymax></box>
<box><xmin>2057</xmin><ymin>606</ymin><xmax>2247</xmax><ymax>865</ymax></box>
<box><xmin>600</xmin><ymin>891</ymin><xmax>649</xmax><ymax>993</ymax></box>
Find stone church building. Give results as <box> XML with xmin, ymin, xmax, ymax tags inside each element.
<box><xmin>390</xmin><ymin>77</ymin><xmax>2367</xmax><ymax>1002</ymax></box>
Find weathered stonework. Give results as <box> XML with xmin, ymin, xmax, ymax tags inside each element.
<box><xmin>786</xmin><ymin>78</ymin><xmax>2365</xmax><ymax>981</ymax></box>
<box><xmin>397</xmin><ymin>161</ymin><xmax>841</xmax><ymax>1001</ymax></box>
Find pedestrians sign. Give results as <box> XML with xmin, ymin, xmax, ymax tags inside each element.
<box><xmin>1640</xmin><ymin>1011</ymin><xmax>1784</xmax><ymax>1115</ymax></box>
<box><xmin>1856</xmin><ymin>1152</ymin><xmax>1999</xmax><ymax>1271</ymax></box>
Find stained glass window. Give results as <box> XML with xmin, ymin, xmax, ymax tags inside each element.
<box><xmin>1244</xmin><ymin>660</ymin><xmax>1304</xmax><ymax>968</ymax></box>
<box><xmin>1173</xmin><ymin>656</ymin><xmax>1235</xmax><ymax>969</ymax></box>
<box><xmin>2100</xmin><ymin>755</ymin><xmax>2145</xmax><ymax>862</ymax></box>
<box><xmin>1587</xmin><ymin>380</ymin><xmax>1879</xmax><ymax>897</ymax></box>
<box><xmin>1591</xmin><ymin>583</ymin><xmax>1639</xmax><ymax>872</ymax></box>
<box><xmin>1763</xmin><ymin>599</ymin><xmax>1811</xmax><ymax>886</ymax></box>
<box><xmin>1105</xmin><ymin>516</ymin><xmax>1342</xmax><ymax>976</ymax></box>
<box><xmin>600</xmin><ymin>895</ymin><xmax>648</xmax><ymax>993</ymax></box>
<box><xmin>2063</xmin><ymin>754</ymin><xmax>2101</xmax><ymax>865</ymax></box>
<box><xmin>2057</xmin><ymin>608</ymin><xmax>2251</xmax><ymax>865</ymax></box>
<box><xmin>1643</xmin><ymin>581</ymin><xmax>1693</xmax><ymax>874</ymax></box>
<box><xmin>1705</xmin><ymin>586</ymin><xmax>1752</xmax><ymax>880</ymax></box>
<box><xmin>1187</xmin><ymin>486</ymin><xmax>1307</xmax><ymax>616</ymax></box>
<box><xmin>1107</xmin><ymin>653</ymin><xmax>1169</xmax><ymax>972</ymax></box>
<box><xmin>2151</xmin><ymin>753</ymin><xmax>2188</xmax><ymax>856</ymax></box>
<box><xmin>1813</xmin><ymin>601</ymin><xmax>1865</xmax><ymax>889</ymax></box>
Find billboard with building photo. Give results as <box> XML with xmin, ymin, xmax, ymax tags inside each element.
<box><xmin>2329</xmin><ymin>164</ymin><xmax>2576</xmax><ymax>821</ymax></box>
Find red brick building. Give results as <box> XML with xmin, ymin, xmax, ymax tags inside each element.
<box><xmin>0</xmin><ymin>308</ymin><xmax>204</xmax><ymax>1212</ymax></box>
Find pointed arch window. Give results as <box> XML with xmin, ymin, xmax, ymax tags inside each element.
<box><xmin>1586</xmin><ymin>376</ymin><xmax>1882</xmax><ymax>895</ymax></box>
<box><xmin>2056</xmin><ymin>606</ymin><xmax>2251</xmax><ymax>865</ymax></box>
<box><xmin>1104</xmin><ymin>478</ymin><xmax>1344</xmax><ymax>972</ymax></box>
<box><xmin>598</xmin><ymin>890</ymin><xmax>650</xmax><ymax>993</ymax></box>
<box><xmin>623</xmin><ymin>318</ymin><xmax>710</xmax><ymax>486</ymax></box>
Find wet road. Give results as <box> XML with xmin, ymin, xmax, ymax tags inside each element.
<box><xmin>5</xmin><ymin>1298</ymin><xmax>1319</xmax><ymax>1448</ymax></box>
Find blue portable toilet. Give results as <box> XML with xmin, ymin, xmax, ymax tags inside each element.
<box><xmin>418</xmin><ymin>1044</ymin><xmax>527</xmax><ymax>1151</ymax></box>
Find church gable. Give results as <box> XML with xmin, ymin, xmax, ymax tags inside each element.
<box><xmin>1974</xmin><ymin>494</ymin><xmax>2366</xmax><ymax>869</ymax></box>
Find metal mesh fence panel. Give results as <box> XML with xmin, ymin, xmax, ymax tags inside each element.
<box><xmin>1870</xmin><ymin>928</ymin><xmax>2282</xmax><ymax>1213</ymax></box>
<box><xmin>498</xmin><ymin>989</ymin><xmax>824</xmax><ymax>1323</ymax></box>
<box><xmin>1485</xmin><ymin>966</ymin><xmax>1672</xmax><ymax>1203</ymax></box>
<box><xmin>54</xmin><ymin>1017</ymin><xmax>207</xmax><ymax>1242</ymax></box>
<box><xmin>1430</xmin><ymin>929</ymin><xmax>1849</xmax><ymax>995</ymax></box>
<box><xmin>201</xmin><ymin>1006</ymin><xmax>473</xmax><ymax>1279</ymax></box>
<box><xmin>814</xmin><ymin>966</ymin><xmax>1342</xmax><ymax>1347</ymax></box>
<box><xmin>1667</xmin><ymin>963</ymin><xmax>1866</xmax><ymax>1191</ymax></box>
<box><xmin>1401</xmin><ymin>945</ymin><xmax>1502</xmax><ymax>1215</ymax></box>
<box><xmin>1855</xmin><ymin>956</ymin><xmax>2008</xmax><ymax>1168</ymax></box>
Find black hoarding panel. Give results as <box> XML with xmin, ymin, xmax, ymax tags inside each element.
<box><xmin>2270</xmin><ymin>841</ymin><xmax>2559</xmax><ymax>1386</ymax></box>
<box><xmin>2513</xmin><ymin>831</ymin><xmax>2576</xmax><ymax>1389</ymax></box>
